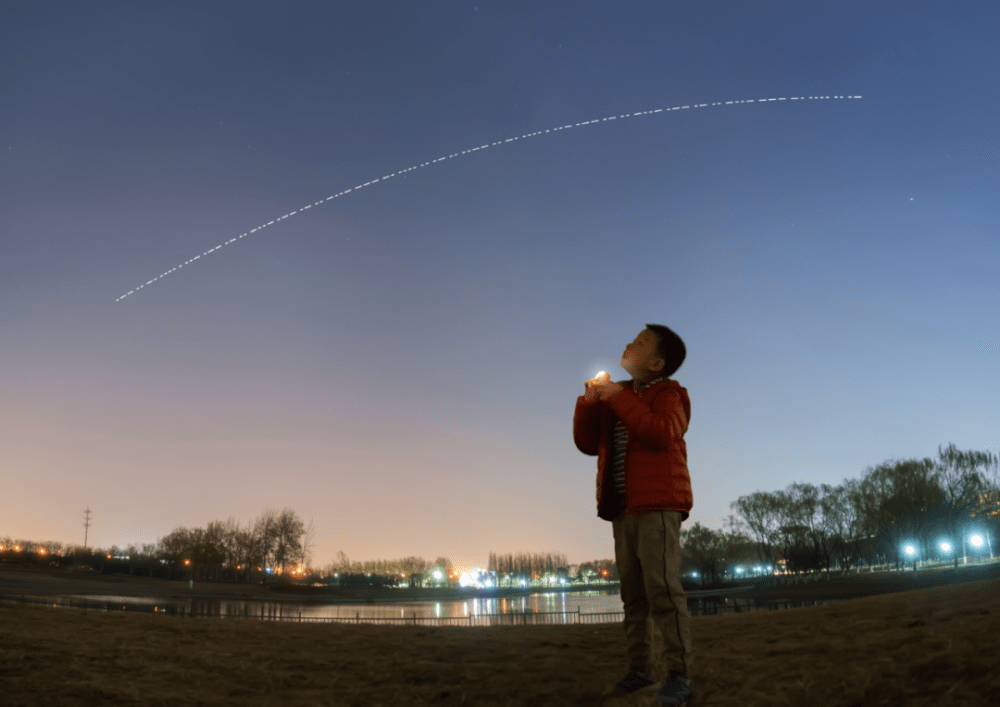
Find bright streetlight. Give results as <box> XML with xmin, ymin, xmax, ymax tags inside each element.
<box><xmin>971</xmin><ymin>535</ymin><xmax>984</xmax><ymax>547</ymax></box>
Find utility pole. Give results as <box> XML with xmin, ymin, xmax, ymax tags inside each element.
<box><xmin>83</xmin><ymin>507</ymin><xmax>92</xmax><ymax>549</ymax></box>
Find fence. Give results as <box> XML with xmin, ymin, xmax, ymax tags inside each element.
<box><xmin>0</xmin><ymin>594</ymin><xmax>624</xmax><ymax>626</ymax></box>
<box><xmin>282</xmin><ymin>609</ymin><xmax>628</xmax><ymax>627</ymax></box>
<box><xmin>1</xmin><ymin>592</ymin><xmax>843</xmax><ymax>626</ymax></box>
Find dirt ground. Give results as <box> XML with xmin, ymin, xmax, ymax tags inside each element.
<box><xmin>2</xmin><ymin>566</ymin><xmax>999</xmax><ymax>706</ymax></box>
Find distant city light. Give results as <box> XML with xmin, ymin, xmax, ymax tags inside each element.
<box><xmin>459</xmin><ymin>570</ymin><xmax>485</xmax><ymax>588</ymax></box>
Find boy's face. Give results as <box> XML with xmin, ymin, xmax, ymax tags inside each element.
<box><xmin>620</xmin><ymin>329</ymin><xmax>664</xmax><ymax>380</ymax></box>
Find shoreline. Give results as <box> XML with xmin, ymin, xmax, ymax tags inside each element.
<box><xmin>0</xmin><ymin>564</ymin><xmax>622</xmax><ymax>605</ymax></box>
<box><xmin>3</xmin><ymin>560</ymin><xmax>998</xmax><ymax>608</ymax></box>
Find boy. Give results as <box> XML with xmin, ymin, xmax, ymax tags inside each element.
<box><xmin>573</xmin><ymin>324</ymin><xmax>693</xmax><ymax>706</ymax></box>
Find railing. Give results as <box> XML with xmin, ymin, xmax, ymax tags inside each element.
<box><xmin>267</xmin><ymin>609</ymin><xmax>629</xmax><ymax>627</ymax></box>
<box><xmin>0</xmin><ymin>594</ymin><xmax>624</xmax><ymax>626</ymax></box>
<box><xmin>2</xmin><ymin>591</ymin><xmax>850</xmax><ymax>626</ymax></box>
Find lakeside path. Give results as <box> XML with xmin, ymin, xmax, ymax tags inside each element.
<box><xmin>2</xmin><ymin>571</ymin><xmax>998</xmax><ymax>706</ymax></box>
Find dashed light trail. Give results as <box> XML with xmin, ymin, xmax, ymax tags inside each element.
<box><xmin>115</xmin><ymin>94</ymin><xmax>861</xmax><ymax>302</ymax></box>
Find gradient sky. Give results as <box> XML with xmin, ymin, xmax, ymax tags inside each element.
<box><xmin>3</xmin><ymin>1</ymin><xmax>998</xmax><ymax>572</ymax></box>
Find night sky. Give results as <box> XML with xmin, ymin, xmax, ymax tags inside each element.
<box><xmin>3</xmin><ymin>1</ymin><xmax>998</xmax><ymax>572</ymax></box>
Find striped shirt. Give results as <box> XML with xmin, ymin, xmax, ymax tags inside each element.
<box><xmin>612</xmin><ymin>376</ymin><xmax>669</xmax><ymax>497</ymax></box>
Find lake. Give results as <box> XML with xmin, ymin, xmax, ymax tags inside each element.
<box><xmin>19</xmin><ymin>587</ymin><xmax>839</xmax><ymax>625</ymax></box>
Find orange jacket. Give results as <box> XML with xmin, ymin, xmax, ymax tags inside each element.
<box><xmin>574</xmin><ymin>378</ymin><xmax>692</xmax><ymax>522</ymax></box>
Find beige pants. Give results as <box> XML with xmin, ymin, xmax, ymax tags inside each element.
<box><xmin>612</xmin><ymin>510</ymin><xmax>693</xmax><ymax>679</ymax></box>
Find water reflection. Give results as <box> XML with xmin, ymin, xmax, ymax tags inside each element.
<box><xmin>689</xmin><ymin>595</ymin><xmax>835</xmax><ymax>616</ymax></box>
<box><xmin>11</xmin><ymin>588</ymin><xmax>839</xmax><ymax>624</ymax></box>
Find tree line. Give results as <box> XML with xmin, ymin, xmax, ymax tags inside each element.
<box><xmin>682</xmin><ymin>443</ymin><xmax>999</xmax><ymax>585</ymax></box>
<box><xmin>157</xmin><ymin>508</ymin><xmax>311</xmax><ymax>582</ymax></box>
<box><xmin>487</xmin><ymin>551</ymin><xmax>568</xmax><ymax>584</ymax></box>
<box><xmin>0</xmin><ymin>508</ymin><xmax>312</xmax><ymax>583</ymax></box>
<box><xmin>6</xmin><ymin>443</ymin><xmax>995</xmax><ymax>588</ymax></box>
<box><xmin>320</xmin><ymin>552</ymin><xmax>455</xmax><ymax>587</ymax></box>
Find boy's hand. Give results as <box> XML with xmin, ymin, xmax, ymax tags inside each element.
<box><xmin>592</xmin><ymin>380</ymin><xmax>624</xmax><ymax>401</ymax></box>
<box><xmin>584</xmin><ymin>372</ymin><xmax>621</xmax><ymax>402</ymax></box>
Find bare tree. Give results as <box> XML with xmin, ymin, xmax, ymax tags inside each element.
<box><xmin>821</xmin><ymin>480</ymin><xmax>864</xmax><ymax>573</ymax></box>
<box><xmin>300</xmin><ymin>518</ymin><xmax>316</xmax><ymax>570</ymax></box>
<box><xmin>730</xmin><ymin>491</ymin><xmax>781</xmax><ymax>569</ymax></box>
<box><xmin>858</xmin><ymin>458</ymin><xmax>943</xmax><ymax>568</ymax></box>
<box><xmin>785</xmin><ymin>482</ymin><xmax>834</xmax><ymax>578</ymax></box>
<box><xmin>934</xmin><ymin>444</ymin><xmax>999</xmax><ymax>567</ymax></box>
<box><xmin>253</xmin><ymin>508</ymin><xmax>280</xmax><ymax>579</ymax></box>
<box><xmin>273</xmin><ymin>508</ymin><xmax>306</xmax><ymax>574</ymax></box>
<box><xmin>681</xmin><ymin>522</ymin><xmax>729</xmax><ymax>585</ymax></box>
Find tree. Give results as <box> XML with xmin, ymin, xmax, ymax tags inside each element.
<box><xmin>272</xmin><ymin>508</ymin><xmax>306</xmax><ymax>575</ymax></box>
<box><xmin>232</xmin><ymin>519</ymin><xmax>258</xmax><ymax>583</ymax></box>
<box><xmin>300</xmin><ymin>518</ymin><xmax>316</xmax><ymax>571</ymax></box>
<box><xmin>785</xmin><ymin>482</ymin><xmax>834</xmax><ymax>577</ymax></box>
<box><xmin>253</xmin><ymin>509</ymin><xmax>280</xmax><ymax>578</ymax></box>
<box><xmin>858</xmin><ymin>458</ymin><xmax>943</xmax><ymax>568</ymax></box>
<box><xmin>770</xmin><ymin>488</ymin><xmax>810</xmax><ymax>578</ymax></box>
<box><xmin>934</xmin><ymin>444</ymin><xmax>999</xmax><ymax>567</ymax></box>
<box><xmin>821</xmin><ymin>480</ymin><xmax>864</xmax><ymax>573</ymax></box>
<box><xmin>730</xmin><ymin>491</ymin><xmax>781</xmax><ymax>569</ymax></box>
<box><xmin>333</xmin><ymin>550</ymin><xmax>351</xmax><ymax>574</ymax></box>
<box><xmin>681</xmin><ymin>522</ymin><xmax>728</xmax><ymax>586</ymax></box>
<box><xmin>431</xmin><ymin>556</ymin><xmax>453</xmax><ymax>584</ymax></box>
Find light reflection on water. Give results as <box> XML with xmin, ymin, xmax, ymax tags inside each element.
<box><xmin>30</xmin><ymin>589</ymin><xmax>623</xmax><ymax>621</ymax></box>
<box><xmin>20</xmin><ymin>588</ymin><xmax>839</xmax><ymax>623</ymax></box>
<box><xmin>184</xmin><ymin>589</ymin><xmax>621</xmax><ymax>621</ymax></box>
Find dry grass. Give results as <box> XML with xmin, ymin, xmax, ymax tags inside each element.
<box><xmin>2</xmin><ymin>575</ymin><xmax>999</xmax><ymax>706</ymax></box>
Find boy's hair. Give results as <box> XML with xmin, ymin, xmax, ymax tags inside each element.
<box><xmin>645</xmin><ymin>323</ymin><xmax>686</xmax><ymax>378</ymax></box>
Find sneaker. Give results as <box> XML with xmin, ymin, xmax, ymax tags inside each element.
<box><xmin>611</xmin><ymin>670</ymin><xmax>656</xmax><ymax>696</ymax></box>
<box><xmin>656</xmin><ymin>673</ymin><xmax>693</xmax><ymax>706</ymax></box>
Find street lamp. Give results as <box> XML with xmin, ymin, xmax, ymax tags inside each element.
<box><xmin>969</xmin><ymin>533</ymin><xmax>994</xmax><ymax>561</ymax></box>
<box><xmin>970</xmin><ymin>534</ymin><xmax>983</xmax><ymax>563</ymax></box>
<box><xmin>905</xmin><ymin>545</ymin><xmax>916</xmax><ymax>571</ymax></box>
<box><xmin>938</xmin><ymin>541</ymin><xmax>953</xmax><ymax>567</ymax></box>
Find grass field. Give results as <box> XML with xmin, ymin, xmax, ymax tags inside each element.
<box><xmin>2</xmin><ymin>565</ymin><xmax>999</xmax><ymax>706</ymax></box>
